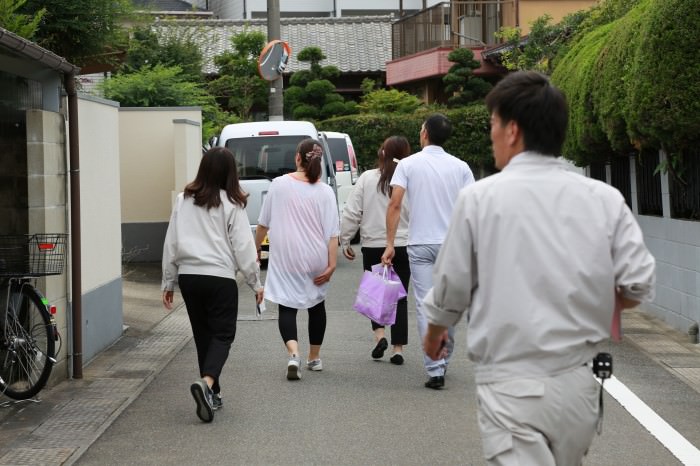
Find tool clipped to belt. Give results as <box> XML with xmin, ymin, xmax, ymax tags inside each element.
<box><xmin>592</xmin><ymin>352</ymin><xmax>613</xmax><ymax>434</ymax></box>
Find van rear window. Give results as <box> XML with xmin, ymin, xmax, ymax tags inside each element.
<box><xmin>327</xmin><ymin>139</ymin><xmax>351</xmax><ymax>171</ymax></box>
<box><xmin>226</xmin><ymin>136</ymin><xmax>309</xmax><ymax>179</ymax></box>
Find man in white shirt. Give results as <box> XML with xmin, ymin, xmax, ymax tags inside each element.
<box><xmin>382</xmin><ymin>114</ymin><xmax>475</xmax><ymax>389</ymax></box>
<box><xmin>422</xmin><ymin>71</ymin><xmax>656</xmax><ymax>464</ymax></box>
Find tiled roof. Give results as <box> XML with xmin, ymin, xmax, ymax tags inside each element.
<box><xmin>134</xmin><ymin>0</ymin><xmax>205</xmax><ymax>11</ymax></box>
<box><xmin>153</xmin><ymin>16</ymin><xmax>394</xmax><ymax>75</ymax></box>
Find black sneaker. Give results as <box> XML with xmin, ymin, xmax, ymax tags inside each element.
<box><xmin>190</xmin><ymin>379</ymin><xmax>214</xmax><ymax>422</ymax></box>
<box><xmin>424</xmin><ymin>375</ymin><xmax>445</xmax><ymax>390</ymax></box>
<box><xmin>212</xmin><ymin>393</ymin><xmax>222</xmax><ymax>410</ymax></box>
<box><xmin>371</xmin><ymin>337</ymin><xmax>388</xmax><ymax>359</ymax></box>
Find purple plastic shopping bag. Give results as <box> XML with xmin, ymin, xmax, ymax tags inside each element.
<box><xmin>353</xmin><ymin>267</ymin><xmax>402</xmax><ymax>325</ymax></box>
<box><xmin>370</xmin><ymin>264</ymin><xmax>407</xmax><ymax>299</ymax></box>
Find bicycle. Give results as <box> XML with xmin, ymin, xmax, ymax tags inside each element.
<box><xmin>0</xmin><ymin>234</ymin><xmax>66</xmax><ymax>400</ymax></box>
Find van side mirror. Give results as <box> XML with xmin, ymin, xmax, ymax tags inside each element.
<box><xmin>208</xmin><ymin>136</ymin><xmax>219</xmax><ymax>148</ymax></box>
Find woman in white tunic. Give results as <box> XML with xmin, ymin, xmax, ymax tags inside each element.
<box><xmin>255</xmin><ymin>138</ymin><xmax>339</xmax><ymax>380</ymax></box>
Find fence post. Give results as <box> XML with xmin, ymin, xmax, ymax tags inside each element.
<box><xmin>629</xmin><ymin>155</ymin><xmax>639</xmax><ymax>214</ymax></box>
<box><xmin>659</xmin><ymin>149</ymin><xmax>671</xmax><ymax>218</ymax></box>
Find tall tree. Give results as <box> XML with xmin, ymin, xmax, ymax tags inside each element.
<box><xmin>442</xmin><ymin>48</ymin><xmax>491</xmax><ymax>107</ymax></box>
<box><xmin>285</xmin><ymin>46</ymin><xmax>357</xmax><ymax>120</ymax></box>
<box><xmin>100</xmin><ymin>64</ymin><xmax>233</xmax><ymax>142</ymax></box>
<box><xmin>121</xmin><ymin>26</ymin><xmax>203</xmax><ymax>82</ymax></box>
<box><xmin>207</xmin><ymin>28</ymin><xmax>268</xmax><ymax>121</ymax></box>
<box><xmin>21</xmin><ymin>0</ymin><xmax>132</xmax><ymax>66</ymax></box>
<box><xmin>0</xmin><ymin>0</ymin><xmax>45</xmax><ymax>39</ymax></box>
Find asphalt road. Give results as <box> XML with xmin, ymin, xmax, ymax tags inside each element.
<box><xmin>76</xmin><ymin>253</ymin><xmax>698</xmax><ymax>465</ymax></box>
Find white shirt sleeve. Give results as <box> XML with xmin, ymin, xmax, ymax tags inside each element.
<box><xmin>161</xmin><ymin>195</ymin><xmax>181</xmax><ymax>291</ymax></box>
<box><xmin>422</xmin><ymin>189</ymin><xmax>476</xmax><ymax>327</ymax></box>
<box><xmin>612</xmin><ymin>201</ymin><xmax>656</xmax><ymax>301</ymax></box>
<box><xmin>463</xmin><ymin>164</ymin><xmax>476</xmax><ymax>186</ymax></box>
<box><xmin>323</xmin><ymin>185</ymin><xmax>340</xmax><ymax>239</ymax></box>
<box><xmin>390</xmin><ymin>160</ymin><xmax>408</xmax><ymax>189</ymax></box>
<box><xmin>258</xmin><ymin>180</ymin><xmax>274</xmax><ymax>228</ymax></box>
<box><xmin>228</xmin><ymin>205</ymin><xmax>262</xmax><ymax>291</ymax></box>
<box><xmin>339</xmin><ymin>173</ymin><xmax>365</xmax><ymax>246</ymax></box>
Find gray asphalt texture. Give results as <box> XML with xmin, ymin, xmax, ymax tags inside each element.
<box><xmin>2</xmin><ymin>253</ymin><xmax>699</xmax><ymax>465</ymax></box>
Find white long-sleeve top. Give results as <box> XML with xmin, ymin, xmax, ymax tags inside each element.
<box><xmin>339</xmin><ymin>168</ymin><xmax>409</xmax><ymax>248</ymax></box>
<box><xmin>162</xmin><ymin>191</ymin><xmax>262</xmax><ymax>292</ymax></box>
<box><xmin>423</xmin><ymin>152</ymin><xmax>656</xmax><ymax>384</ymax></box>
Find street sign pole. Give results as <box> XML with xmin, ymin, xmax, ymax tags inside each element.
<box><xmin>267</xmin><ymin>0</ymin><xmax>283</xmax><ymax>121</ymax></box>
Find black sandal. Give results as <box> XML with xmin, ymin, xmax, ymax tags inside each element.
<box><xmin>390</xmin><ymin>353</ymin><xmax>404</xmax><ymax>365</ymax></box>
<box><xmin>372</xmin><ymin>337</ymin><xmax>388</xmax><ymax>359</ymax></box>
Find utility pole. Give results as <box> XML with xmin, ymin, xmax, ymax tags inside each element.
<box><xmin>267</xmin><ymin>0</ymin><xmax>284</xmax><ymax>120</ymax></box>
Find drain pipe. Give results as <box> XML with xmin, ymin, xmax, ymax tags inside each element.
<box><xmin>64</xmin><ymin>74</ymin><xmax>83</xmax><ymax>379</ymax></box>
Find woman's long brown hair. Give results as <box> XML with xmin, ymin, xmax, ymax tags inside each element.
<box><xmin>377</xmin><ymin>136</ymin><xmax>411</xmax><ymax>196</ymax></box>
<box><xmin>184</xmin><ymin>147</ymin><xmax>248</xmax><ymax>209</ymax></box>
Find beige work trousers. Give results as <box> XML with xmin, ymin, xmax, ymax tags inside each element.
<box><xmin>476</xmin><ymin>365</ymin><xmax>599</xmax><ymax>466</ymax></box>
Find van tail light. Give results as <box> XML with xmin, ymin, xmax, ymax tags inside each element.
<box><xmin>258</xmin><ymin>131</ymin><xmax>279</xmax><ymax>136</ymax></box>
<box><xmin>348</xmin><ymin>145</ymin><xmax>359</xmax><ymax>183</ymax></box>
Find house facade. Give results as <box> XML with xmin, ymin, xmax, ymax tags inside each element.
<box><xmin>387</xmin><ymin>0</ymin><xmax>597</xmax><ymax>102</ymax></box>
<box><xmin>186</xmin><ymin>0</ymin><xmax>444</xmax><ymax>19</ymax></box>
<box><xmin>154</xmin><ymin>15</ymin><xmax>393</xmax><ymax>98</ymax></box>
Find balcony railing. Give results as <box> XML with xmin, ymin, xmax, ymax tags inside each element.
<box><xmin>392</xmin><ymin>1</ymin><xmax>516</xmax><ymax>59</ymax></box>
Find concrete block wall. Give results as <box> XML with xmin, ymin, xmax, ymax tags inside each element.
<box><xmin>623</xmin><ymin>154</ymin><xmax>700</xmax><ymax>335</ymax></box>
<box><xmin>25</xmin><ymin>109</ymin><xmax>70</xmax><ymax>383</ymax></box>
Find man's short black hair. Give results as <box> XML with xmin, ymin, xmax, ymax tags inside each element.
<box><xmin>423</xmin><ymin>113</ymin><xmax>452</xmax><ymax>147</ymax></box>
<box><xmin>485</xmin><ymin>71</ymin><xmax>568</xmax><ymax>156</ymax></box>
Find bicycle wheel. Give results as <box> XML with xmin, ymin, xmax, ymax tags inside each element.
<box><xmin>0</xmin><ymin>283</ymin><xmax>55</xmax><ymax>400</ymax></box>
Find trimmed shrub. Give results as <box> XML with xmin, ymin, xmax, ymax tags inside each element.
<box><xmin>319</xmin><ymin>104</ymin><xmax>491</xmax><ymax>171</ymax></box>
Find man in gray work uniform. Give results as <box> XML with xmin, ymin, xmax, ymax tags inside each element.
<box><xmin>422</xmin><ymin>71</ymin><xmax>656</xmax><ymax>465</ymax></box>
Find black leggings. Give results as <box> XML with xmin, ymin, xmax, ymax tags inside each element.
<box><xmin>178</xmin><ymin>274</ymin><xmax>238</xmax><ymax>395</ymax></box>
<box><xmin>278</xmin><ymin>301</ymin><xmax>327</xmax><ymax>345</ymax></box>
<box><xmin>361</xmin><ymin>246</ymin><xmax>410</xmax><ymax>346</ymax></box>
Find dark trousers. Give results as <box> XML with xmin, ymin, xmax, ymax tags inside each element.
<box><xmin>178</xmin><ymin>274</ymin><xmax>238</xmax><ymax>395</ymax></box>
<box><xmin>278</xmin><ymin>301</ymin><xmax>327</xmax><ymax>346</ymax></box>
<box><xmin>361</xmin><ymin>246</ymin><xmax>410</xmax><ymax>346</ymax></box>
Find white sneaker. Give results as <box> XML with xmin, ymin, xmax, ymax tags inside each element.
<box><xmin>306</xmin><ymin>359</ymin><xmax>323</xmax><ymax>371</ymax></box>
<box><xmin>287</xmin><ymin>355</ymin><xmax>301</xmax><ymax>380</ymax></box>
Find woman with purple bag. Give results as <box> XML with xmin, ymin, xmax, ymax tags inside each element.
<box><xmin>340</xmin><ymin>136</ymin><xmax>411</xmax><ymax>365</ymax></box>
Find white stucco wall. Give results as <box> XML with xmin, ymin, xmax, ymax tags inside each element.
<box><xmin>77</xmin><ymin>94</ymin><xmax>125</xmax><ymax>363</ymax></box>
<box><xmin>119</xmin><ymin>107</ymin><xmax>202</xmax><ymax>262</ymax></box>
<box><xmin>78</xmin><ymin>95</ymin><xmax>122</xmax><ymax>292</ymax></box>
<box><xmin>119</xmin><ymin>107</ymin><xmax>202</xmax><ymax>223</ymax></box>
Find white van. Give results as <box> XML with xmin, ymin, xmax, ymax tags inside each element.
<box><xmin>321</xmin><ymin>131</ymin><xmax>358</xmax><ymax>215</ymax></box>
<box><xmin>212</xmin><ymin>121</ymin><xmax>338</xmax><ymax>260</ymax></box>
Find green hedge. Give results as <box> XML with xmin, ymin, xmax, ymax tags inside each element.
<box><xmin>590</xmin><ymin>0</ymin><xmax>649</xmax><ymax>153</ymax></box>
<box><xmin>551</xmin><ymin>0</ymin><xmax>700</xmax><ymax>164</ymax></box>
<box><xmin>625</xmin><ymin>0</ymin><xmax>700</xmax><ymax>155</ymax></box>
<box><xmin>318</xmin><ymin>104</ymin><xmax>492</xmax><ymax>171</ymax></box>
<box><xmin>551</xmin><ymin>23</ymin><xmax>614</xmax><ymax>165</ymax></box>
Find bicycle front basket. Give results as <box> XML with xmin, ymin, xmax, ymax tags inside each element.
<box><xmin>0</xmin><ymin>234</ymin><xmax>68</xmax><ymax>277</ymax></box>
